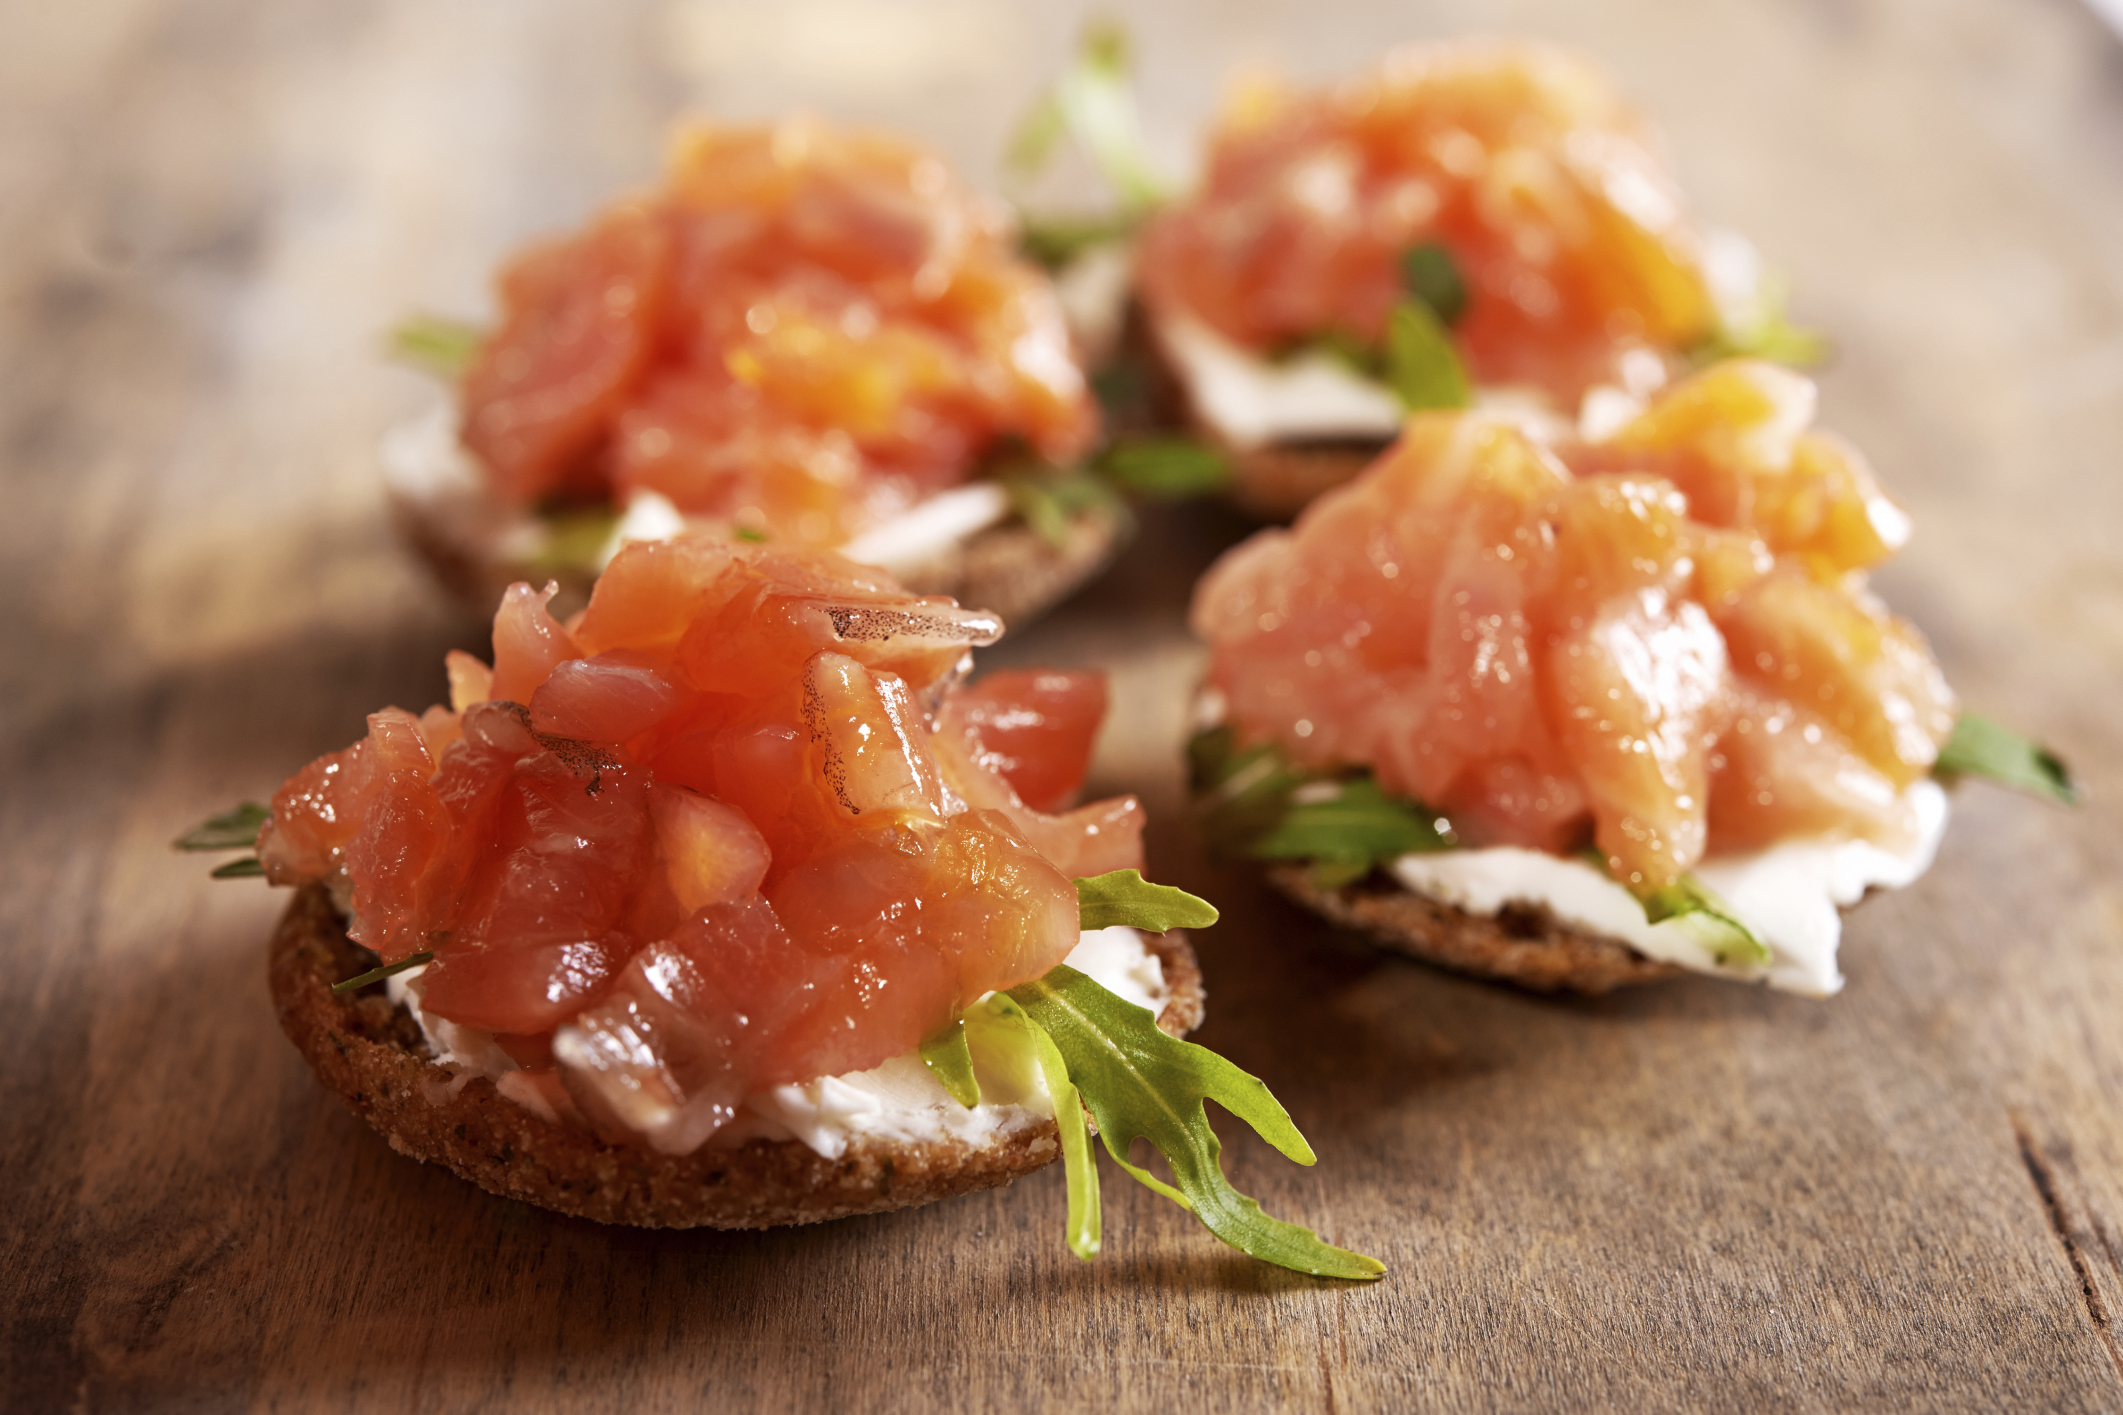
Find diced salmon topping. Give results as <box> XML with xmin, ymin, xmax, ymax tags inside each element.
<box><xmin>1137</xmin><ymin>41</ymin><xmax>1716</xmax><ymax>406</ymax></box>
<box><xmin>257</xmin><ymin>537</ymin><xmax>1136</xmax><ymax>1151</ymax></box>
<box><xmin>1191</xmin><ymin>364</ymin><xmax>1956</xmax><ymax>890</ymax></box>
<box><xmin>933</xmin><ymin>669</ymin><xmax>1109</xmax><ymax>813</ymax></box>
<box><xmin>458</xmin><ymin>118</ymin><xmax>1098</xmax><ymax>548</ymax></box>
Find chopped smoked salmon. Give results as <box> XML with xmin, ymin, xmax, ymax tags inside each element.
<box><xmin>1138</xmin><ymin>41</ymin><xmax>1717</xmax><ymax>406</ymax></box>
<box><xmin>257</xmin><ymin>537</ymin><xmax>1137</xmax><ymax>1150</ymax></box>
<box><xmin>1190</xmin><ymin>361</ymin><xmax>1957</xmax><ymax>890</ymax></box>
<box><xmin>460</xmin><ymin>119</ymin><xmax>1097</xmax><ymax>548</ymax></box>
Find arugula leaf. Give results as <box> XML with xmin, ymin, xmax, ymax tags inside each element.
<box><xmin>388</xmin><ymin>314</ymin><xmax>485</xmax><ymax>381</ymax></box>
<box><xmin>1691</xmin><ymin>272</ymin><xmax>1826</xmax><ymax>370</ymax></box>
<box><xmin>1007</xmin><ymin>91</ymin><xmax>1069</xmax><ymax>182</ymax></box>
<box><xmin>1094</xmin><ymin>436</ymin><xmax>1231</xmax><ymax>499</ymax></box>
<box><xmin>1294</xmin><ymin>329</ymin><xmax>1385</xmax><ymax>381</ymax></box>
<box><xmin>919</xmin><ymin>1018</ymin><xmax>982</xmax><ymax>1108</ymax></box>
<box><xmin>1400</xmin><ymin>242</ymin><xmax>1468</xmax><ymax>326</ymax></box>
<box><xmin>1188</xmin><ymin>732</ymin><xmax>1772</xmax><ymax>970</ymax></box>
<box><xmin>1249</xmin><ymin>776</ymin><xmax>1453</xmax><ymax>864</ymax></box>
<box><xmin>1188</xmin><ymin>726</ymin><xmax>1315</xmax><ymax>851</ymax></box>
<box><xmin>528</xmin><ymin>506</ymin><xmax>621</xmax><ymax>575</ymax></box>
<box><xmin>1382</xmin><ymin>298</ymin><xmax>1471</xmax><ymax>411</ymax></box>
<box><xmin>1076</xmin><ymin>870</ymin><xmax>1219</xmax><ymax>932</ymax></box>
<box><xmin>1019</xmin><ymin>214</ymin><xmax>1140</xmax><ymax>271</ymax></box>
<box><xmin>1189</xmin><ymin>728</ymin><xmax>1452</xmax><ymax>882</ymax></box>
<box><xmin>331</xmin><ymin>950</ymin><xmax>435</xmax><ymax>997</ymax></box>
<box><xmin>174</xmin><ymin>802</ymin><xmax>270</xmax><ymax>852</ymax></box>
<box><xmin>211</xmin><ymin>857</ymin><xmax>265</xmax><ymax>879</ymax></box>
<box><xmin>1007</xmin><ymin>20</ymin><xmax>1167</xmax><ymax>213</ymax></box>
<box><xmin>1933</xmin><ymin>712</ymin><xmax>2079</xmax><ymax>805</ymax></box>
<box><xmin>967</xmin><ymin>992</ymin><xmax>1102</xmax><ymax>1258</ymax></box>
<box><xmin>1007</xmin><ymin>966</ymin><xmax>1384</xmax><ymax>1279</ymax></box>
<box><xmin>1282</xmin><ymin>298</ymin><xmax>1470</xmax><ymax>413</ymax></box>
<box><xmin>1089</xmin><ymin>358</ymin><xmax>1152</xmax><ymax>426</ymax></box>
<box><xmin>1004</xmin><ymin>468</ymin><xmax>1128</xmax><ymax>548</ymax></box>
<box><xmin>1637</xmin><ymin>876</ymin><xmax>1772</xmax><ymax>968</ymax></box>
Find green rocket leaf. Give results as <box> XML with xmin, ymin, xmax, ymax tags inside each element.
<box><xmin>175</xmin><ymin>802</ymin><xmax>270</xmax><ymax>852</ymax></box>
<box><xmin>1932</xmin><ymin>712</ymin><xmax>2078</xmax><ymax>805</ymax></box>
<box><xmin>919</xmin><ymin>1018</ymin><xmax>983</xmax><ymax>1109</ymax></box>
<box><xmin>1007</xmin><ymin>966</ymin><xmax>1383</xmax><ymax>1280</ymax></box>
<box><xmin>965</xmin><ymin>992</ymin><xmax>1101</xmax><ymax>1258</ymax></box>
<box><xmin>1249</xmin><ymin>776</ymin><xmax>1453</xmax><ymax>865</ymax></box>
<box><xmin>1075</xmin><ymin>870</ymin><xmax>1219</xmax><ymax>933</ymax></box>
<box><xmin>1003</xmin><ymin>467</ymin><xmax>1128</xmax><ymax>548</ymax></box>
<box><xmin>525</xmin><ymin>506</ymin><xmax>621</xmax><ymax>575</ymax></box>
<box><xmin>1007</xmin><ymin>20</ymin><xmax>1167</xmax><ymax>211</ymax></box>
<box><xmin>1189</xmin><ymin>727</ymin><xmax>1453</xmax><ymax>884</ymax></box>
<box><xmin>1382</xmin><ymin>298</ymin><xmax>1471</xmax><ymax>411</ymax></box>
<box><xmin>387</xmin><ymin>314</ymin><xmax>485</xmax><ymax>381</ymax></box>
<box><xmin>331</xmin><ymin>950</ymin><xmax>435</xmax><ymax>997</ymax></box>
<box><xmin>1692</xmin><ymin>270</ymin><xmax>1826</xmax><ymax>369</ymax></box>
<box><xmin>1400</xmin><ymin>242</ymin><xmax>1468</xmax><ymax>326</ymax></box>
<box><xmin>1093</xmin><ymin>436</ymin><xmax>1231</xmax><ymax>499</ymax></box>
<box><xmin>1018</xmin><ymin>213</ymin><xmax>1139</xmax><ymax>271</ymax></box>
<box><xmin>1636</xmin><ymin>876</ymin><xmax>1772</xmax><ymax>968</ymax></box>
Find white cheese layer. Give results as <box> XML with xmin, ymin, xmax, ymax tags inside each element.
<box><xmin>386</xmin><ymin>926</ymin><xmax>1170</xmax><ymax>1158</ymax></box>
<box><xmin>1154</xmin><ymin>309</ymin><xmax>1581</xmax><ymax>451</ymax></box>
<box><xmin>380</xmin><ymin>402</ymin><xmax>1014</xmax><ymax>579</ymax></box>
<box><xmin>1389</xmin><ymin>780</ymin><xmax>1949</xmax><ymax>996</ymax></box>
<box><xmin>1155</xmin><ymin>310</ymin><xmax>1406</xmax><ymax>449</ymax></box>
<box><xmin>837</xmin><ymin>482</ymin><xmax>1013</xmax><ymax>575</ymax></box>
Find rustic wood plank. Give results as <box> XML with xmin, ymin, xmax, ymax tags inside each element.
<box><xmin>4</xmin><ymin>0</ymin><xmax>2123</xmax><ymax>1409</ymax></box>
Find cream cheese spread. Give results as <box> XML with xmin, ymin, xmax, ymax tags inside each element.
<box><xmin>1155</xmin><ymin>310</ymin><xmax>1406</xmax><ymax>449</ymax></box>
<box><xmin>1388</xmin><ymin>780</ymin><xmax>1949</xmax><ymax>995</ymax></box>
<box><xmin>386</xmin><ymin>925</ymin><xmax>1171</xmax><ymax>1158</ymax></box>
<box><xmin>1154</xmin><ymin>232</ymin><xmax>1786</xmax><ymax>455</ymax></box>
<box><xmin>381</xmin><ymin>402</ymin><xmax>1015</xmax><ymax>580</ymax></box>
<box><xmin>1154</xmin><ymin>309</ymin><xmax>1577</xmax><ymax>451</ymax></box>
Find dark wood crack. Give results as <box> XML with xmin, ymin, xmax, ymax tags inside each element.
<box><xmin>2011</xmin><ymin>1110</ymin><xmax>2123</xmax><ymax>1385</ymax></box>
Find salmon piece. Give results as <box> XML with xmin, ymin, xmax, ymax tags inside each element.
<box><xmin>1584</xmin><ymin>361</ymin><xmax>1911</xmax><ymax>573</ymax></box>
<box><xmin>649</xmin><ymin>784</ymin><xmax>772</xmax><ymax>911</ymax></box>
<box><xmin>1138</xmin><ymin>42</ymin><xmax>1714</xmax><ymax>406</ymax></box>
<box><xmin>1707</xmin><ymin>684</ymin><xmax>1919</xmax><ymax>854</ymax></box>
<box><xmin>934</xmin><ymin>669</ymin><xmax>1108</xmax><ymax>813</ymax></box>
<box><xmin>569</xmin><ymin>536</ymin><xmax>749</xmax><ymax>656</ymax></box>
<box><xmin>457</xmin><ymin>119</ymin><xmax>1097</xmax><ymax>548</ymax></box>
<box><xmin>801</xmin><ymin>653</ymin><xmax>948</xmax><ymax>820</ymax></box>
<box><xmin>445</xmin><ymin>651</ymin><xmax>494</xmax><ymax>711</ymax></box>
<box><xmin>764</xmin><ymin>807</ymin><xmax>1079</xmax><ymax>1077</ymax></box>
<box><xmin>461</xmin><ymin>202</ymin><xmax>671</xmax><ymax>505</ymax></box>
<box><xmin>341</xmin><ymin>709</ymin><xmax>450</xmax><ymax>958</ymax></box>
<box><xmin>489</xmin><ymin>581</ymin><xmax>582</xmax><ymax>706</ymax></box>
<box><xmin>1437</xmin><ymin>757</ymin><xmax>1589</xmax><ymax>855</ymax></box>
<box><xmin>1715</xmin><ymin>563</ymin><xmax>1956</xmax><ymax>787</ymax></box>
<box><xmin>418</xmin><ymin>933</ymin><xmax>632</xmax><ymax>1038</ymax></box>
<box><xmin>263</xmin><ymin>535</ymin><xmax>1132</xmax><ymax>1147</ymax></box>
<box><xmin>1194</xmin><ymin>414</ymin><xmax>1566</xmax><ymax>798</ymax></box>
<box><xmin>1543</xmin><ymin>590</ymin><xmax>1729</xmax><ymax>889</ymax></box>
<box><xmin>1193</xmin><ymin>372</ymin><xmax>1955</xmax><ymax>887</ymax></box>
<box><xmin>928</xmin><ymin>724</ymin><xmax>1146</xmax><ymax>880</ymax></box>
<box><xmin>556</xmin><ymin>906</ymin><xmax>811</xmax><ymax>1153</ymax></box>
<box><xmin>669</xmin><ymin>543</ymin><xmax>1001</xmax><ymax>695</ymax></box>
<box><xmin>257</xmin><ymin>741</ymin><xmax>366</xmax><ymax>885</ymax></box>
<box><xmin>530</xmin><ymin>651</ymin><xmax>683</xmax><ymax>743</ymax></box>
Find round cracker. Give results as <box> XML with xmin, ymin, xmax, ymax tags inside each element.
<box><xmin>1267</xmin><ymin>864</ymin><xmax>1682</xmax><ymax>994</ymax></box>
<box><xmin>268</xmin><ymin>883</ymin><xmax>1205</xmax><ymax>1228</ymax></box>
<box><xmin>388</xmin><ymin>485</ymin><xmax>1125</xmax><ymax>628</ymax></box>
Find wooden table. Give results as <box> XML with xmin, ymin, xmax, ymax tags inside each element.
<box><xmin>7</xmin><ymin>0</ymin><xmax>2122</xmax><ymax>1408</ymax></box>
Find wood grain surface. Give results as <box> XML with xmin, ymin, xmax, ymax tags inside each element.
<box><xmin>5</xmin><ymin>0</ymin><xmax>2123</xmax><ymax>1409</ymax></box>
